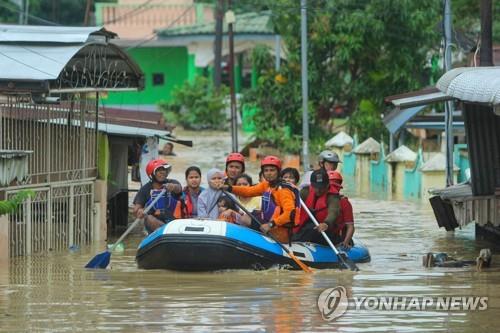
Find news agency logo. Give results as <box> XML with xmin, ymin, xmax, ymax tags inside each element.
<box><xmin>317</xmin><ymin>286</ymin><xmax>488</xmax><ymax>322</ymax></box>
<box><xmin>317</xmin><ymin>286</ymin><xmax>349</xmax><ymax>321</ymax></box>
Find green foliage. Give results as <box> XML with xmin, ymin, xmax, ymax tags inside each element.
<box><xmin>453</xmin><ymin>0</ymin><xmax>500</xmax><ymax>43</ymax></box>
<box><xmin>159</xmin><ymin>76</ymin><xmax>229</xmax><ymax>130</ymax></box>
<box><xmin>348</xmin><ymin>100</ymin><xmax>387</xmax><ymax>143</ymax></box>
<box><xmin>243</xmin><ymin>0</ymin><xmax>441</xmax><ymax>150</ymax></box>
<box><xmin>0</xmin><ymin>190</ymin><xmax>35</xmax><ymax>216</ymax></box>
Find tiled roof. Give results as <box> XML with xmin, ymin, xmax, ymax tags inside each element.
<box><xmin>158</xmin><ymin>11</ymin><xmax>274</xmax><ymax>37</ymax></box>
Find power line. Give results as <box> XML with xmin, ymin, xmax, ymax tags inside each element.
<box><xmin>0</xmin><ymin>1</ymin><xmax>60</xmax><ymax>26</ymax></box>
<box><xmin>102</xmin><ymin>0</ymin><xmax>155</xmax><ymax>25</ymax></box>
<box><xmin>126</xmin><ymin>4</ymin><xmax>195</xmax><ymax>51</ymax></box>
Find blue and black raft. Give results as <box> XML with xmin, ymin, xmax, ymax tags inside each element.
<box><xmin>136</xmin><ymin>219</ymin><xmax>370</xmax><ymax>271</ymax></box>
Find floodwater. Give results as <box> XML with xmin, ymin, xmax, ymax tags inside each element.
<box><xmin>1</xmin><ymin>129</ymin><xmax>500</xmax><ymax>332</ymax></box>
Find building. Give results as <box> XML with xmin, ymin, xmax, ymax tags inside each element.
<box><xmin>0</xmin><ymin>24</ymin><xmax>144</xmax><ymax>259</ymax></box>
<box><xmin>95</xmin><ymin>5</ymin><xmax>282</xmax><ymax>111</ymax></box>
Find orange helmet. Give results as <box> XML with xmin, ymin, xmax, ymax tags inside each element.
<box><xmin>261</xmin><ymin>155</ymin><xmax>281</xmax><ymax>170</ymax></box>
<box><xmin>226</xmin><ymin>152</ymin><xmax>245</xmax><ymax>172</ymax></box>
<box><xmin>146</xmin><ymin>159</ymin><xmax>171</xmax><ymax>179</ymax></box>
<box><xmin>327</xmin><ymin>170</ymin><xmax>343</xmax><ymax>185</ymax></box>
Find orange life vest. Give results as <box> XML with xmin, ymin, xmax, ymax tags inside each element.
<box><xmin>173</xmin><ymin>188</ymin><xmax>203</xmax><ymax>219</ymax></box>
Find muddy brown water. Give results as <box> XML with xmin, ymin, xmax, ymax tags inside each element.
<box><xmin>1</xmin><ymin>129</ymin><xmax>499</xmax><ymax>332</ymax></box>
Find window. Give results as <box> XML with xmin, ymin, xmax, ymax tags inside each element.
<box><xmin>152</xmin><ymin>73</ymin><xmax>164</xmax><ymax>86</ymax></box>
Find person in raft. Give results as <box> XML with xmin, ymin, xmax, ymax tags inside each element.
<box><xmin>300</xmin><ymin>150</ymin><xmax>341</xmax><ymax>189</ymax></box>
<box><xmin>175</xmin><ymin>166</ymin><xmax>204</xmax><ymax>218</ymax></box>
<box><xmin>280</xmin><ymin>167</ymin><xmax>300</xmax><ymax>187</ymax></box>
<box><xmin>327</xmin><ymin>170</ymin><xmax>355</xmax><ymax>248</ymax></box>
<box><xmin>198</xmin><ymin>168</ymin><xmax>227</xmax><ymax>220</ymax></box>
<box><xmin>216</xmin><ymin>196</ymin><xmax>242</xmax><ymax>223</ymax></box>
<box><xmin>219</xmin><ymin>155</ymin><xmax>300</xmax><ymax>244</ymax></box>
<box><xmin>293</xmin><ymin>168</ymin><xmax>354</xmax><ymax>249</ymax></box>
<box><xmin>133</xmin><ymin>159</ymin><xmax>183</xmax><ymax>233</ymax></box>
<box><xmin>319</xmin><ymin>150</ymin><xmax>341</xmax><ymax>171</ymax></box>
<box><xmin>224</xmin><ymin>152</ymin><xmax>246</xmax><ymax>186</ymax></box>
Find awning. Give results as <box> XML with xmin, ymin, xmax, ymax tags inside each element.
<box><xmin>436</xmin><ymin>66</ymin><xmax>500</xmax><ymax>104</ymax></box>
<box><xmin>98</xmin><ymin>123</ymin><xmax>169</xmax><ymax>138</ymax></box>
<box><xmin>383</xmin><ymin>105</ymin><xmax>426</xmax><ymax>134</ymax></box>
<box><xmin>0</xmin><ymin>24</ymin><xmax>143</xmax><ymax>94</ymax></box>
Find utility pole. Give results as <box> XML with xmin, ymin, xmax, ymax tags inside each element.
<box><xmin>226</xmin><ymin>1</ymin><xmax>238</xmax><ymax>152</ymax></box>
<box><xmin>443</xmin><ymin>0</ymin><xmax>454</xmax><ymax>187</ymax></box>
<box><xmin>84</xmin><ymin>0</ymin><xmax>93</xmax><ymax>26</ymax></box>
<box><xmin>213</xmin><ymin>0</ymin><xmax>224</xmax><ymax>92</ymax></box>
<box><xmin>300</xmin><ymin>0</ymin><xmax>310</xmax><ymax>171</ymax></box>
<box><xmin>480</xmin><ymin>0</ymin><xmax>493</xmax><ymax>66</ymax></box>
<box><xmin>23</xmin><ymin>0</ymin><xmax>29</xmax><ymax>24</ymax></box>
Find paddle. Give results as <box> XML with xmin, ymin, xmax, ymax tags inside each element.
<box><xmin>85</xmin><ymin>188</ymin><xmax>167</xmax><ymax>269</ymax></box>
<box><xmin>299</xmin><ymin>198</ymin><xmax>359</xmax><ymax>271</ymax></box>
<box><xmin>220</xmin><ymin>189</ymin><xmax>313</xmax><ymax>273</ymax></box>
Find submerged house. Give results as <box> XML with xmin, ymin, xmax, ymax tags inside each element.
<box><xmin>387</xmin><ymin>67</ymin><xmax>500</xmax><ymax>235</ymax></box>
<box><xmin>0</xmin><ymin>24</ymin><xmax>144</xmax><ymax>259</ymax></box>
<box><xmin>430</xmin><ymin>67</ymin><xmax>500</xmax><ymax>234</ymax></box>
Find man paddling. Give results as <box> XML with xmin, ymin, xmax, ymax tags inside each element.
<box><xmin>133</xmin><ymin>159</ymin><xmax>182</xmax><ymax>233</ymax></box>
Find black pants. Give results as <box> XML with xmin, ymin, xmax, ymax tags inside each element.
<box><xmin>292</xmin><ymin>222</ymin><xmax>344</xmax><ymax>245</ymax></box>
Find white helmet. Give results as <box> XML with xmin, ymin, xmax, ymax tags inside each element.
<box><xmin>319</xmin><ymin>150</ymin><xmax>341</xmax><ymax>163</ymax></box>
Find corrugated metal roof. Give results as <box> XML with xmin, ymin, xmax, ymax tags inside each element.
<box><xmin>158</xmin><ymin>11</ymin><xmax>274</xmax><ymax>37</ymax></box>
<box><xmin>353</xmin><ymin>137</ymin><xmax>380</xmax><ymax>154</ymax></box>
<box><xmin>429</xmin><ymin>182</ymin><xmax>473</xmax><ymax>199</ymax></box>
<box><xmin>98</xmin><ymin>123</ymin><xmax>169</xmax><ymax>138</ymax></box>
<box><xmin>324</xmin><ymin>131</ymin><xmax>353</xmax><ymax>147</ymax></box>
<box><xmin>46</xmin><ymin>118</ymin><xmax>169</xmax><ymax>138</ymax></box>
<box><xmin>437</xmin><ymin>66</ymin><xmax>500</xmax><ymax>104</ymax></box>
<box><xmin>385</xmin><ymin>145</ymin><xmax>417</xmax><ymax>162</ymax></box>
<box><xmin>0</xmin><ymin>44</ymin><xmax>81</xmax><ymax>80</ymax></box>
<box><xmin>0</xmin><ymin>24</ymin><xmax>116</xmax><ymax>43</ymax></box>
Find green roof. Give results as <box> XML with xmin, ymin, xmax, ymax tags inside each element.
<box><xmin>157</xmin><ymin>11</ymin><xmax>274</xmax><ymax>37</ymax></box>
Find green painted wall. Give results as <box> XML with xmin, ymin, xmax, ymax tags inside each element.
<box><xmin>97</xmin><ymin>133</ymin><xmax>109</xmax><ymax>180</ymax></box>
<box><xmin>101</xmin><ymin>47</ymin><xmax>189</xmax><ymax>106</ymax></box>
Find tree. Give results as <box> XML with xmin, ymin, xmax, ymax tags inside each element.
<box><xmin>244</xmin><ymin>0</ymin><xmax>441</xmax><ymax>148</ymax></box>
<box><xmin>453</xmin><ymin>0</ymin><xmax>500</xmax><ymax>43</ymax></box>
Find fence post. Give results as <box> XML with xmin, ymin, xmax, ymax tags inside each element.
<box><xmin>69</xmin><ymin>185</ymin><xmax>74</xmax><ymax>247</ymax></box>
<box><xmin>93</xmin><ymin>179</ymin><xmax>107</xmax><ymax>241</ymax></box>
<box><xmin>0</xmin><ymin>214</ymin><xmax>8</xmax><ymax>261</ymax></box>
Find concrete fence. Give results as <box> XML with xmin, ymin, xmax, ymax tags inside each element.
<box><xmin>330</xmin><ymin>134</ymin><xmax>468</xmax><ymax>200</ymax></box>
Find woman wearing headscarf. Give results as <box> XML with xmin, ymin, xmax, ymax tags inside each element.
<box><xmin>197</xmin><ymin>168</ymin><xmax>225</xmax><ymax>220</ymax></box>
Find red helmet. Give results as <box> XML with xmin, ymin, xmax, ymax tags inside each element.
<box><xmin>261</xmin><ymin>155</ymin><xmax>281</xmax><ymax>170</ymax></box>
<box><xmin>146</xmin><ymin>159</ymin><xmax>171</xmax><ymax>179</ymax></box>
<box><xmin>327</xmin><ymin>170</ymin><xmax>343</xmax><ymax>185</ymax></box>
<box><xmin>226</xmin><ymin>152</ymin><xmax>245</xmax><ymax>172</ymax></box>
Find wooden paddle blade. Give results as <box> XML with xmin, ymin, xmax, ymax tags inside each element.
<box><xmin>289</xmin><ymin>252</ymin><xmax>314</xmax><ymax>273</ymax></box>
<box><xmin>339</xmin><ymin>252</ymin><xmax>359</xmax><ymax>271</ymax></box>
<box><xmin>85</xmin><ymin>251</ymin><xmax>111</xmax><ymax>269</ymax></box>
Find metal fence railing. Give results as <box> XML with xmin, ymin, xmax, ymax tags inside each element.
<box><xmin>7</xmin><ymin>182</ymin><xmax>94</xmax><ymax>258</ymax></box>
